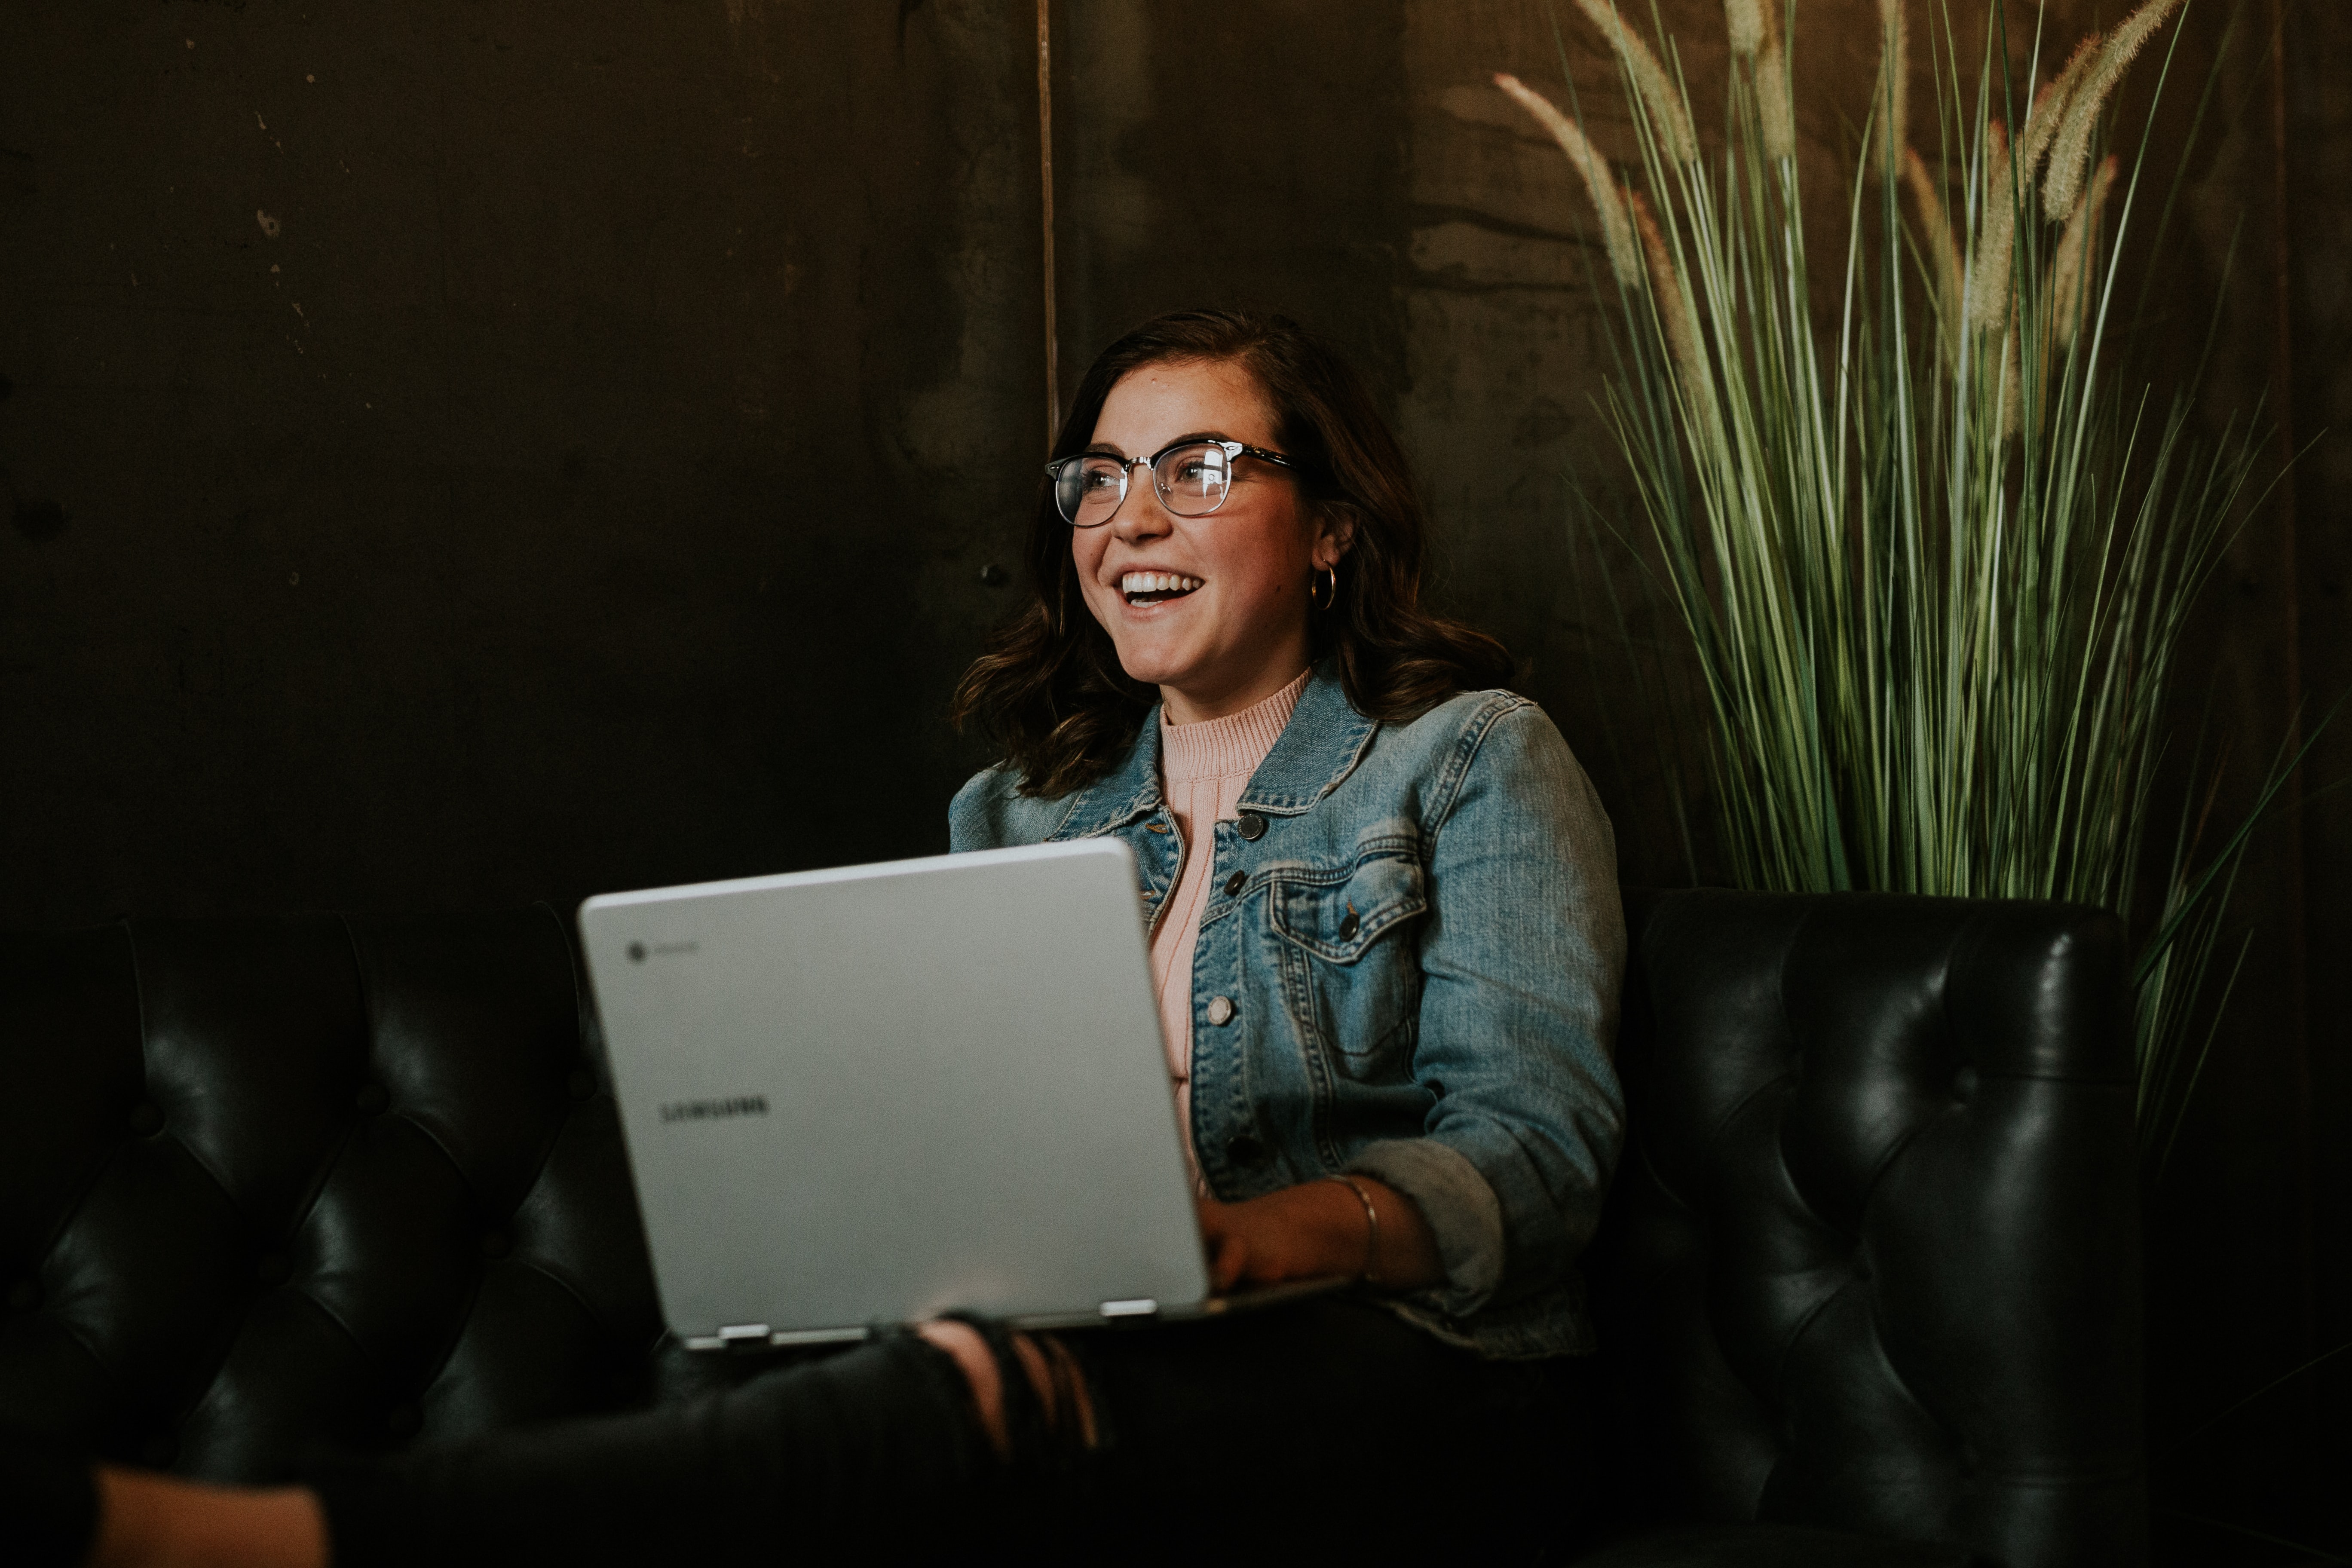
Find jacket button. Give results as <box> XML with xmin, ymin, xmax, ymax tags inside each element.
<box><xmin>1228</xmin><ymin>1133</ymin><xmax>1265</xmax><ymax>1163</ymax></box>
<box><xmin>1236</xmin><ymin>812</ymin><xmax>1267</xmax><ymax>840</ymax></box>
<box><xmin>1223</xmin><ymin>870</ymin><xmax>1247</xmax><ymax>897</ymax></box>
<box><xmin>1338</xmin><ymin>910</ymin><xmax>1360</xmax><ymax>940</ymax></box>
<box><xmin>1206</xmin><ymin>995</ymin><xmax>1236</xmax><ymax>1026</ymax></box>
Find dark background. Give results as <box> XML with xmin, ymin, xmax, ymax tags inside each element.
<box><xmin>2</xmin><ymin>0</ymin><xmax>2344</xmax><ymax>1559</ymax></box>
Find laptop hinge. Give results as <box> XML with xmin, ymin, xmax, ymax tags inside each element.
<box><xmin>771</xmin><ymin>1325</ymin><xmax>870</xmax><ymax>1347</ymax></box>
<box><xmin>684</xmin><ymin>1323</ymin><xmax>872</xmax><ymax>1353</ymax></box>
<box><xmin>1098</xmin><ymin>1298</ymin><xmax>1160</xmax><ymax>1320</ymax></box>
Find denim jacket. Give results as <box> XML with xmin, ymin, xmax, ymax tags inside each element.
<box><xmin>949</xmin><ymin>662</ymin><xmax>1626</xmax><ymax>1358</ymax></box>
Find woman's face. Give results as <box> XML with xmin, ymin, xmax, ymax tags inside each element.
<box><xmin>1071</xmin><ymin>358</ymin><xmax>1349</xmax><ymax>725</ymax></box>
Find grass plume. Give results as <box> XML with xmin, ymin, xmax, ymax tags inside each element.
<box><xmin>1494</xmin><ymin>73</ymin><xmax>1645</xmax><ymax>286</ymax></box>
<box><xmin>1905</xmin><ymin>146</ymin><xmax>1965</xmax><ymax>353</ymax></box>
<box><xmin>1871</xmin><ymin>0</ymin><xmax>1910</xmax><ymax>178</ymax></box>
<box><xmin>2019</xmin><ymin>32</ymin><xmax>2102</xmax><ymax>176</ymax></box>
<box><xmin>2051</xmin><ymin>152</ymin><xmax>2119</xmax><ymax>346</ymax></box>
<box><xmin>1726</xmin><ymin>0</ymin><xmax>1766</xmax><ymax>55</ymax></box>
<box><xmin>2046</xmin><ymin>0</ymin><xmax>2186</xmax><ymax>219</ymax></box>
<box><xmin>1573</xmin><ymin>0</ymin><xmax>1700</xmax><ymax>162</ymax></box>
<box><xmin>1965</xmin><ymin>117</ymin><xmax>2018</xmax><ymax>332</ymax></box>
<box><xmin>1755</xmin><ymin>15</ymin><xmax>1797</xmax><ymax>160</ymax></box>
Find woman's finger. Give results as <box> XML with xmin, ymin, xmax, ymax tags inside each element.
<box><xmin>1211</xmin><ymin>1231</ymin><xmax>1247</xmax><ymax>1292</ymax></box>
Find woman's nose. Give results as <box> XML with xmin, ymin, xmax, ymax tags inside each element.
<box><xmin>1108</xmin><ymin>468</ymin><xmax>1173</xmax><ymax>541</ymax></box>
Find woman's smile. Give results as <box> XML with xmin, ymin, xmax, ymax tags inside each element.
<box><xmin>1117</xmin><ymin>570</ymin><xmax>1205</xmax><ymax>607</ymax></box>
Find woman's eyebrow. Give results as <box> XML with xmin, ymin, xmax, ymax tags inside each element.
<box><xmin>1078</xmin><ymin>431</ymin><xmax>1232</xmax><ymax>459</ymax></box>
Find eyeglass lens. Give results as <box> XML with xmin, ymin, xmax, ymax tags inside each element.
<box><xmin>1057</xmin><ymin>442</ymin><xmax>1234</xmax><ymax>526</ymax></box>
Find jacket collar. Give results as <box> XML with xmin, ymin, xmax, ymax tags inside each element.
<box><xmin>1237</xmin><ymin>658</ymin><xmax>1378</xmax><ymax>814</ymax></box>
<box><xmin>1046</xmin><ymin>658</ymin><xmax>1377</xmax><ymax>839</ymax></box>
<box><xmin>1046</xmin><ymin>714</ymin><xmax>1164</xmax><ymax>841</ymax></box>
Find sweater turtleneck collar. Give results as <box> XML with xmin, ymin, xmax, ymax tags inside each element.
<box><xmin>1158</xmin><ymin>667</ymin><xmax>1311</xmax><ymax>786</ymax></box>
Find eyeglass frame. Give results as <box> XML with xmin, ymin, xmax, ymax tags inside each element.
<box><xmin>1043</xmin><ymin>437</ymin><xmax>1300</xmax><ymax>527</ymax></box>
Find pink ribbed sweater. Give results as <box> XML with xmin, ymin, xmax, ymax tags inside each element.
<box><xmin>1152</xmin><ymin>668</ymin><xmax>1309</xmax><ymax>1184</ymax></box>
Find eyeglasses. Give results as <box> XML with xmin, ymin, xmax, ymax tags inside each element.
<box><xmin>1044</xmin><ymin>438</ymin><xmax>1298</xmax><ymax>527</ymax></box>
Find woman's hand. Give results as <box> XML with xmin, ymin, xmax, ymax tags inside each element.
<box><xmin>1196</xmin><ymin>1176</ymin><xmax>1445</xmax><ymax>1294</ymax></box>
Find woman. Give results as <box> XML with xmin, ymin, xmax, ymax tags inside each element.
<box><xmin>26</xmin><ymin>309</ymin><xmax>1624</xmax><ymax>1565</ymax></box>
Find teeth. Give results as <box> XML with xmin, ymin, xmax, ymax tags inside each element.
<box><xmin>1120</xmin><ymin>572</ymin><xmax>1203</xmax><ymax>595</ymax></box>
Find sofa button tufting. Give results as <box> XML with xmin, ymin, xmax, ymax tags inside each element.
<box><xmin>481</xmin><ymin>1230</ymin><xmax>511</xmax><ymax>1260</ymax></box>
<box><xmin>386</xmin><ymin>1405</ymin><xmax>421</xmax><ymax>1439</ymax></box>
<box><xmin>254</xmin><ymin>1253</ymin><xmax>289</xmax><ymax>1287</ymax></box>
<box><xmin>1952</xmin><ymin>1065</ymin><xmax>1979</xmax><ymax>1100</ymax></box>
<box><xmin>126</xmin><ymin>1102</ymin><xmax>162</xmax><ymax>1137</ymax></box>
<box><xmin>139</xmin><ymin>1435</ymin><xmax>177</xmax><ymax>1467</ymax></box>
<box><xmin>4</xmin><ymin>1279</ymin><xmax>38</xmax><ymax>1313</ymax></box>
<box><xmin>354</xmin><ymin>1084</ymin><xmax>389</xmax><ymax>1116</ymax></box>
<box><xmin>1236</xmin><ymin>811</ymin><xmax>1267</xmax><ymax>840</ymax></box>
<box><xmin>567</xmin><ymin>1066</ymin><xmax>597</xmax><ymax>1101</ymax></box>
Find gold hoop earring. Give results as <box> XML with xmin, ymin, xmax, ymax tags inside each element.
<box><xmin>1313</xmin><ymin>563</ymin><xmax>1338</xmax><ymax>611</ymax></box>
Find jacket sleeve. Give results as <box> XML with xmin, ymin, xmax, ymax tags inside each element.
<box><xmin>1344</xmin><ymin>698</ymin><xmax>1626</xmax><ymax>1320</ymax></box>
<box><xmin>948</xmin><ymin>765</ymin><xmax>1017</xmax><ymax>854</ymax></box>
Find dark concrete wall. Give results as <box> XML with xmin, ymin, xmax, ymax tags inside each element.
<box><xmin>0</xmin><ymin>0</ymin><xmax>1045</xmax><ymax>921</ymax></box>
<box><xmin>3</xmin><ymin>0</ymin><xmax>2347</xmax><ymax>1557</ymax></box>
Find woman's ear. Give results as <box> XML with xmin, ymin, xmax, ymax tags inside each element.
<box><xmin>1314</xmin><ymin>504</ymin><xmax>1359</xmax><ymax>569</ymax></box>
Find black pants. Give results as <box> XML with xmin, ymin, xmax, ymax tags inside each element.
<box><xmin>317</xmin><ymin>1298</ymin><xmax>1596</xmax><ymax>1565</ymax></box>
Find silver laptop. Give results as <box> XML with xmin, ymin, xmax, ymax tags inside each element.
<box><xmin>579</xmin><ymin>839</ymin><xmax>1334</xmax><ymax>1350</ymax></box>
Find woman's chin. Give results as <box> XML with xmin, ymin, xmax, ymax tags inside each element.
<box><xmin>1107</xmin><ymin>634</ymin><xmax>1201</xmax><ymax>692</ymax></box>
<box><xmin>1115</xmin><ymin>654</ymin><xmax>1187</xmax><ymax>692</ymax></box>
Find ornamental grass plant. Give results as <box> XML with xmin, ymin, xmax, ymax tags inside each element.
<box><xmin>1500</xmin><ymin>0</ymin><xmax>2312</xmax><ymax>1168</ymax></box>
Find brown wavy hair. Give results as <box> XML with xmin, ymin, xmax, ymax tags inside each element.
<box><xmin>951</xmin><ymin>308</ymin><xmax>1513</xmax><ymax>799</ymax></box>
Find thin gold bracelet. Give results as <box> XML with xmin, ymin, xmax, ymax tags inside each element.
<box><xmin>1323</xmin><ymin>1174</ymin><xmax>1381</xmax><ymax>1286</ymax></box>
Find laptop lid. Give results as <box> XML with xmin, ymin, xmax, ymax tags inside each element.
<box><xmin>579</xmin><ymin>839</ymin><xmax>1212</xmax><ymax>1346</ymax></box>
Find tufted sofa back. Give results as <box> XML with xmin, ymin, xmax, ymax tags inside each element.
<box><xmin>1592</xmin><ymin>889</ymin><xmax>2146</xmax><ymax>1566</ymax></box>
<box><xmin>0</xmin><ymin>910</ymin><xmax>663</xmax><ymax>1481</ymax></box>
<box><xmin>3</xmin><ymin>894</ymin><xmax>2147</xmax><ymax>1564</ymax></box>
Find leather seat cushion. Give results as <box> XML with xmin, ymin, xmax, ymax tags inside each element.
<box><xmin>1575</xmin><ymin>1522</ymin><xmax>1977</xmax><ymax>1567</ymax></box>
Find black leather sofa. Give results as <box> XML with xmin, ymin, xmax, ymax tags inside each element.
<box><xmin>0</xmin><ymin>890</ymin><xmax>2144</xmax><ymax>1564</ymax></box>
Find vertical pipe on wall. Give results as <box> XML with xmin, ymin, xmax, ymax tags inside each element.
<box><xmin>1037</xmin><ymin>0</ymin><xmax>1061</xmax><ymax>448</ymax></box>
<box><xmin>2266</xmin><ymin>0</ymin><xmax>2315</xmax><ymax>1359</ymax></box>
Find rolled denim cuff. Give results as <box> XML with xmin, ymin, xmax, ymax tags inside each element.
<box><xmin>1345</xmin><ymin>1136</ymin><xmax>1505</xmax><ymax>1316</ymax></box>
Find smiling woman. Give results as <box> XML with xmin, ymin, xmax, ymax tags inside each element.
<box><xmin>952</xmin><ymin>308</ymin><xmax>1517</xmax><ymax>796</ymax></box>
<box><xmin>939</xmin><ymin>307</ymin><xmax>1627</xmax><ymax>1548</ymax></box>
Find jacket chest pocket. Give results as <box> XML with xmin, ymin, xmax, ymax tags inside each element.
<box><xmin>1270</xmin><ymin>853</ymin><xmax>1428</xmax><ymax>1062</ymax></box>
